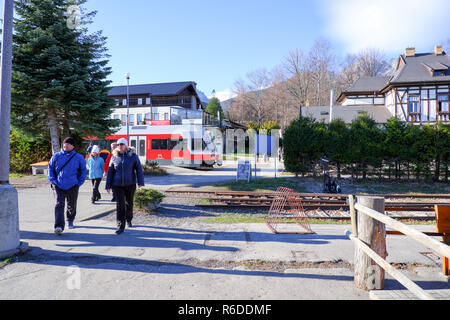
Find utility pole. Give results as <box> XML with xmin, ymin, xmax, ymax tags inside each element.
<box><xmin>125</xmin><ymin>73</ymin><xmax>130</xmax><ymax>145</ymax></box>
<box><xmin>0</xmin><ymin>0</ymin><xmax>21</xmax><ymax>258</ymax></box>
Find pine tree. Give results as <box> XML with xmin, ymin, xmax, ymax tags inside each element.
<box><xmin>205</xmin><ymin>97</ymin><xmax>224</xmax><ymax>120</ymax></box>
<box><xmin>11</xmin><ymin>0</ymin><xmax>119</xmax><ymax>154</ymax></box>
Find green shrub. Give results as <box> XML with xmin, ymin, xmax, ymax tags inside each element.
<box><xmin>9</xmin><ymin>130</ymin><xmax>52</xmax><ymax>174</ymax></box>
<box><xmin>134</xmin><ymin>188</ymin><xmax>165</xmax><ymax>210</ymax></box>
<box><xmin>142</xmin><ymin>161</ymin><xmax>169</xmax><ymax>176</ymax></box>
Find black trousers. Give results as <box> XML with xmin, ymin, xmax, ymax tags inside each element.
<box><xmin>112</xmin><ymin>185</ymin><xmax>136</xmax><ymax>229</ymax></box>
<box><xmin>53</xmin><ymin>184</ymin><xmax>79</xmax><ymax>230</ymax></box>
<box><xmin>91</xmin><ymin>178</ymin><xmax>102</xmax><ymax>201</ymax></box>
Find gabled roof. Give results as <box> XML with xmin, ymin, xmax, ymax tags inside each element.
<box><xmin>337</xmin><ymin>76</ymin><xmax>390</xmax><ymax>103</ymax></box>
<box><xmin>343</xmin><ymin>76</ymin><xmax>391</xmax><ymax>93</ymax></box>
<box><xmin>108</xmin><ymin>81</ymin><xmax>197</xmax><ymax>96</ymax></box>
<box><xmin>390</xmin><ymin>52</ymin><xmax>450</xmax><ymax>84</ymax></box>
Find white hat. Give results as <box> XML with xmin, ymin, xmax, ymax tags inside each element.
<box><xmin>117</xmin><ymin>138</ymin><xmax>128</xmax><ymax>147</ymax></box>
<box><xmin>91</xmin><ymin>145</ymin><xmax>100</xmax><ymax>154</ymax></box>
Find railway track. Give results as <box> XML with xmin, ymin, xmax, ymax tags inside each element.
<box><xmin>165</xmin><ymin>189</ymin><xmax>450</xmax><ymax>221</ymax></box>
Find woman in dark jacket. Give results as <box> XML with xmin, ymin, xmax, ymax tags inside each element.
<box><xmin>106</xmin><ymin>138</ymin><xmax>145</xmax><ymax>234</ymax></box>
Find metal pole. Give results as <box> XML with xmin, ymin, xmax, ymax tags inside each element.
<box><xmin>126</xmin><ymin>73</ymin><xmax>130</xmax><ymax>145</ymax></box>
<box><xmin>0</xmin><ymin>0</ymin><xmax>14</xmax><ymax>183</ymax></box>
<box><xmin>329</xmin><ymin>90</ymin><xmax>334</xmax><ymax>123</ymax></box>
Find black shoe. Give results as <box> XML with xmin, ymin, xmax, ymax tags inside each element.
<box><xmin>127</xmin><ymin>221</ymin><xmax>133</xmax><ymax>228</ymax></box>
<box><xmin>115</xmin><ymin>228</ymin><xmax>124</xmax><ymax>235</ymax></box>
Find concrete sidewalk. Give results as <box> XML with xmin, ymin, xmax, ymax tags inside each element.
<box><xmin>1</xmin><ymin>178</ymin><xmax>449</xmax><ymax>300</ymax></box>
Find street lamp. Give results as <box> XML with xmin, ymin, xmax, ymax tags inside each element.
<box><xmin>125</xmin><ymin>72</ymin><xmax>130</xmax><ymax>145</ymax></box>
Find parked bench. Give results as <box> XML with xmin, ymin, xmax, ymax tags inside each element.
<box><xmin>31</xmin><ymin>162</ymin><xmax>49</xmax><ymax>176</ymax></box>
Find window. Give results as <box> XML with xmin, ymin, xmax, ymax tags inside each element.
<box><xmin>113</xmin><ymin>114</ymin><xmax>119</xmax><ymax>120</ymax></box>
<box><xmin>137</xmin><ymin>114</ymin><xmax>143</xmax><ymax>125</ymax></box>
<box><xmin>139</xmin><ymin>140</ymin><xmax>146</xmax><ymax>156</ymax></box>
<box><xmin>408</xmin><ymin>95</ymin><xmax>419</xmax><ymax>113</ymax></box>
<box><xmin>138</xmin><ymin>98</ymin><xmax>143</xmax><ymax>105</ymax></box>
<box><xmin>129</xmin><ymin>99</ymin><xmax>138</xmax><ymax>106</ymax></box>
<box><xmin>144</xmin><ymin>113</ymin><xmax>151</xmax><ymax>122</ymax></box>
<box><xmin>164</xmin><ymin>113</ymin><xmax>169</xmax><ymax>120</ymax></box>
<box><xmin>115</xmin><ymin>99</ymin><xmax>120</xmax><ymax>106</ymax></box>
<box><xmin>191</xmin><ymin>139</ymin><xmax>206</xmax><ymax>151</ymax></box>
<box><xmin>168</xmin><ymin>138</ymin><xmax>185</xmax><ymax>150</ymax></box>
<box><xmin>429</xmin><ymin>90</ymin><xmax>436</xmax><ymax>99</ymax></box>
<box><xmin>438</xmin><ymin>95</ymin><xmax>449</xmax><ymax>112</ymax></box>
<box><xmin>121</xmin><ymin>115</ymin><xmax>127</xmax><ymax>126</ymax></box>
<box><xmin>153</xmin><ymin>113</ymin><xmax>160</xmax><ymax>121</ymax></box>
<box><xmin>122</xmin><ymin>99</ymin><xmax>127</xmax><ymax>106</ymax></box>
<box><xmin>129</xmin><ymin>114</ymin><xmax>135</xmax><ymax>125</ymax></box>
<box><xmin>151</xmin><ymin>139</ymin><xmax>168</xmax><ymax>150</ymax></box>
<box><xmin>146</xmin><ymin>98</ymin><xmax>151</xmax><ymax>105</ymax></box>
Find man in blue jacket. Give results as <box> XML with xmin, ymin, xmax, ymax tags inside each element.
<box><xmin>106</xmin><ymin>138</ymin><xmax>145</xmax><ymax>234</ymax></box>
<box><xmin>48</xmin><ymin>137</ymin><xmax>87</xmax><ymax>235</ymax></box>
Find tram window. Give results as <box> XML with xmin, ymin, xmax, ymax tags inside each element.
<box><xmin>139</xmin><ymin>140</ymin><xmax>146</xmax><ymax>156</ymax></box>
<box><xmin>151</xmin><ymin>139</ymin><xmax>168</xmax><ymax>150</ymax></box>
<box><xmin>191</xmin><ymin>139</ymin><xmax>206</xmax><ymax>151</ymax></box>
<box><xmin>168</xmin><ymin>138</ymin><xmax>185</xmax><ymax>150</ymax></box>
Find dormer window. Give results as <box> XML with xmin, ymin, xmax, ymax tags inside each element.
<box><xmin>422</xmin><ymin>62</ymin><xmax>448</xmax><ymax>77</ymax></box>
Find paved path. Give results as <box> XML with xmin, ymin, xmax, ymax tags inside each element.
<box><xmin>1</xmin><ymin>164</ymin><xmax>449</xmax><ymax>300</ymax></box>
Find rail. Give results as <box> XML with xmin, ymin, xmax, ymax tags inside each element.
<box><xmin>347</xmin><ymin>195</ymin><xmax>450</xmax><ymax>300</ymax></box>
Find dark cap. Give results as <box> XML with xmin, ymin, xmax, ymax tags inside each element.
<box><xmin>63</xmin><ymin>137</ymin><xmax>75</xmax><ymax>146</ymax></box>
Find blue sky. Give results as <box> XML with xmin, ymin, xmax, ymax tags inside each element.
<box><xmin>2</xmin><ymin>0</ymin><xmax>450</xmax><ymax>100</ymax></box>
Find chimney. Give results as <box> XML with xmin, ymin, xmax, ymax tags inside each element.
<box><xmin>404</xmin><ymin>47</ymin><xmax>415</xmax><ymax>57</ymax></box>
<box><xmin>434</xmin><ymin>45</ymin><xmax>443</xmax><ymax>55</ymax></box>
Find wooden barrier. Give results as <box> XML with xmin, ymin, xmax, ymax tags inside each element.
<box><xmin>349</xmin><ymin>196</ymin><xmax>450</xmax><ymax>300</ymax></box>
<box><xmin>435</xmin><ymin>205</ymin><xmax>450</xmax><ymax>276</ymax></box>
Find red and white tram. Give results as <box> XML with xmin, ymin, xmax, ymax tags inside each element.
<box><xmin>86</xmin><ymin>122</ymin><xmax>221</xmax><ymax>169</ymax></box>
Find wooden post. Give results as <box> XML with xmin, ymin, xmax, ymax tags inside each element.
<box><xmin>349</xmin><ymin>195</ymin><xmax>357</xmax><ymax>237</ymax></box>
<box><xmin>354</xmin><ymin>196</ymin><xmax>386</xmax><ymax>291</ymax></box>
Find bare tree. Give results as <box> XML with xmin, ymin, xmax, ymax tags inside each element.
<box><xmin>338</xmin><ymin>48</ymin><xmax>390</xmax><ymax>91</ymax></box>
<box><xmin>283</xmin><ymin>48</ymin><xmax>311</xmax><ymax>116</ymax></box>
<box><xmin>307</xmin><ymin>38</ymin><xmax>337</xmax><ymax>106</ymax></box>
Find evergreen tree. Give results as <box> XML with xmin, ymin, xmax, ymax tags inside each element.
<box><xmin>326</xmin><ymin>118</ymin><xmax>350</xmax><ymax>179</ymax></box>
<box><xmin>11</xmin><ymin>0</ymin><xmax>119</xmax><ymax>154</ymax></box>
<box><xmin>205</xmin><ymin>97</ymin><xmax>224</xmax><ymax>121</ymax></box>
<box><xmin>283</xmin><ymin>116</ymin><xmax>321</xmax><ymax>176</ymax></box>
<box><xmin>348</xmin><ymin>113</ymin><xmax>384</xmax><ymax>181</ymax></box>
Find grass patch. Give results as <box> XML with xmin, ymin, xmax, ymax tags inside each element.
<box><xmin>213</xmin><ymin>177</ymin><xmax>307</xmax><ymax>193</ymax></box>
<box><xmin>9</xmin><ymin>173</ymin><xmax>23</xmax><ymax>179</ymax></box>
<box><xmin>0</xmin><ymin>258</ymin><xmax>11</xmax><ymax>269</ymax></box>
<box><xmin>202</xmin><ymin>213</ymin><xmax>351</xmax><ymax>225</ymax></box>
<box><xmin>344</xmin><ymin>181</ymin><xmax>449</xmax><ymax>195</ymax></box>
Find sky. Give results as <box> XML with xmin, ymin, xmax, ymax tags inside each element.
<box><xmin>2</xmin><ymin>0</ymin><xmax>450</xmax><ymax>101</ymax></box>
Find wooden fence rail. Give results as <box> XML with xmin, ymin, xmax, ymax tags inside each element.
<box><xmin>348</xmin><ymin>195</ymin><xmax>450</xmax><ymax>300</ymax></box>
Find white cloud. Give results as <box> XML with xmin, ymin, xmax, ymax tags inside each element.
<box><xmin>208</xmin><ymin>89</ymin><xmax>237</xmax><ymax>102</ymax></box>
<box><xmin>319</xmin><ymin>0</ymin><xmax>450</xmax><ymax>54</ymax></box>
